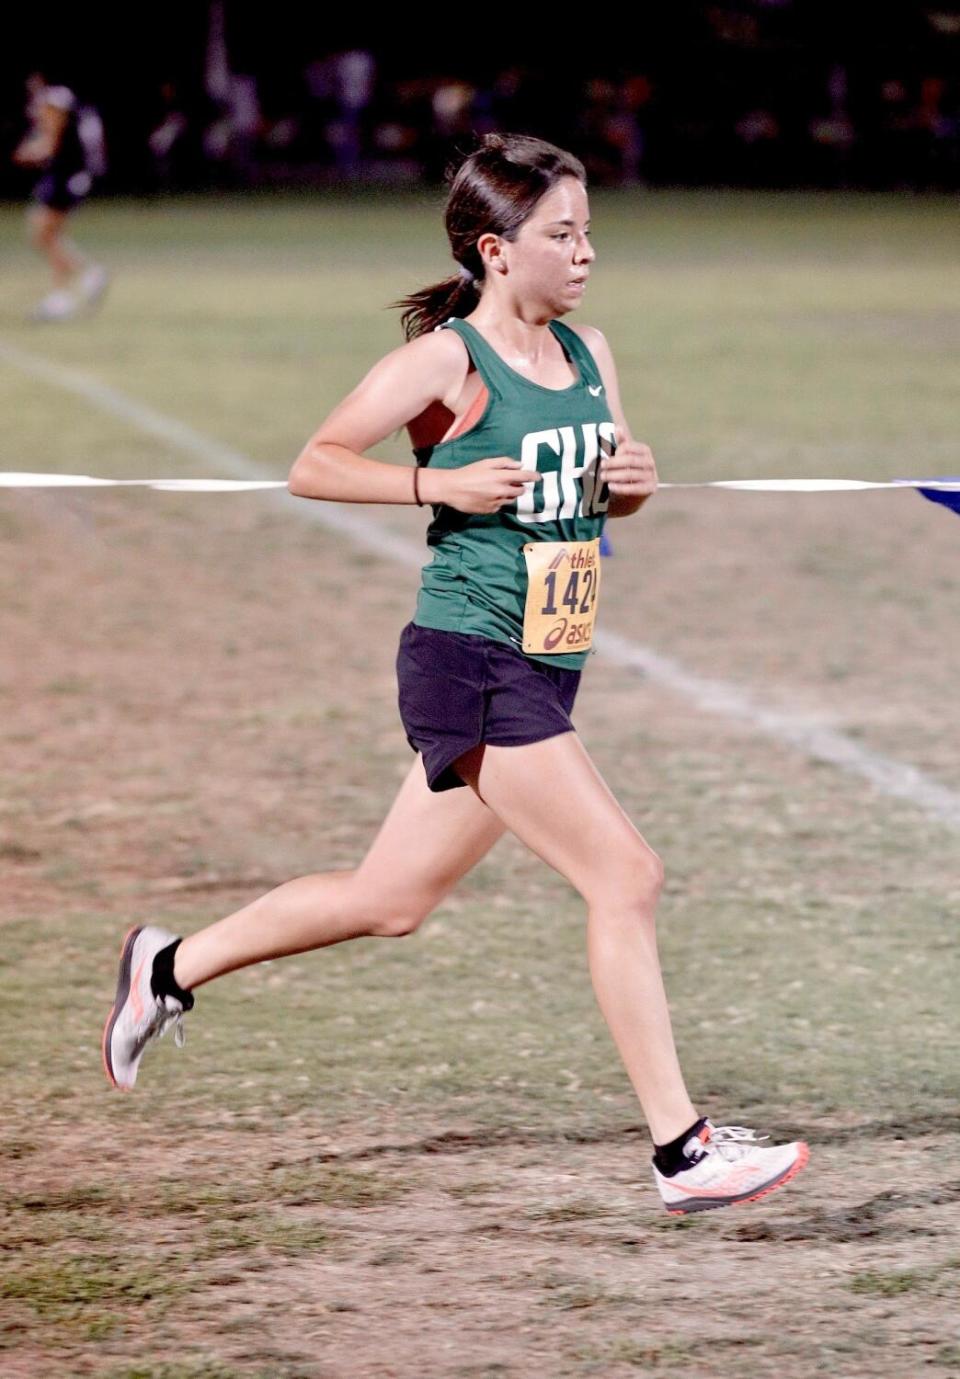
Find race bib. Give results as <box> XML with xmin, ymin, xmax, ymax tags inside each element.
<box><xmin>521</xmin><ymin>539</ymin><xmax>601</xmax><ymax>655</ymax></box>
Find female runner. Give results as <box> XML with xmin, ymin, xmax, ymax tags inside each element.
<box><xmin>13</xmin><ymin>70</ymin><xmax>108</xmax><ymax>321</ymax></box>
<box><xmin>103</xmin><ymin>133</ymin><xmax>808</xmax><ymax>1214</ymax></box>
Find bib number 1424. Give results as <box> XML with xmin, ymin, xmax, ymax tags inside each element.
<box><xmin>521</xmin><ymin>539</ymin><xmax>601</xmax><ymax>656</ymax></box>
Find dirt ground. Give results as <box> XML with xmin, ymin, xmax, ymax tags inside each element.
<box><xmin>2</xmin><ymin>482</ymin><xmax>958</xmax><ymax>1379</ymax></box>
<box><xmin>5</xmin><ymin>1116</ymin><xmax>959</xmax><ymax>1379</ymax></box>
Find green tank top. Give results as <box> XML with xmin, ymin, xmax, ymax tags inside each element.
<box><xmin>412</xmin><ymin>316</ymin><xmax>614</xmax><ymax>669</ymax></box>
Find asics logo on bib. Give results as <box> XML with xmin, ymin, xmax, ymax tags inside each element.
<box><xmin>516</xmin><ymin>421</ymin><xmax>614</xmax><ymax>524</ymax></box>
<box><xmin>543</xmin><ymin>619</ymin><xmax>567</xmax><ymax>649</ymax></box>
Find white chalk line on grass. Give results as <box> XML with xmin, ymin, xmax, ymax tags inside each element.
<box><xmin>2</xmin><ymin>336</ymin><xmax>959</xmax><ymax>833</ymax></box>
<box><xmin>0</xmin><ymin>339</ymin><xmax>422</xmax><ymax>570</ymax></box>
<box><xmin>597</xmin><ymin>629</ymin><xmax>960</xmax><ymax>831</ymax></box>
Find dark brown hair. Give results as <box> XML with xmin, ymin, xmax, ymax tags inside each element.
<box><xmin>391</xmin><ymin>132</ymin><xmax>587</xmax><ymax>341</ymax></box>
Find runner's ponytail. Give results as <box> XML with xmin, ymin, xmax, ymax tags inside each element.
<box><xmin>393</xmin><ymin>268</ymin><xmax>479</xmax><ymax>342</ymax></box>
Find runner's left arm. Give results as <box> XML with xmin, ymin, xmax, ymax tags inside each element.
<box><xmin>573</xmin><ymin>325</ymin><xmax>658</xmax><ymax>518</ymax></box>
<box><xmin>13</xmin><ymin>101</ymin><xmax>67</xmax><ymax>167</ymax></box>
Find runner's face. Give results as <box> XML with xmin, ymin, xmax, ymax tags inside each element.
<box><xmin>509</xmin><ymin>177</ymin><xmax>595</xmax><ymax>313</ymax></box>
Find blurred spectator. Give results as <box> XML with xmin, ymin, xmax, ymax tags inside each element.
<box><xmin>809</xmin><ymin>64</ymin><xmax>856</xmax><ymax>187</ymax></box>
<box><xmin>202</xmin><ymin>0</ymin><xmax>263</xmax><ymax>184</ymax></box>
<box><xmin>706</xmin><ymin>4</ymin><xmax>760</xmax><ymax>47</ymax></box>
<box><xmin>304</xmin><ymin>49</ymin><xmax>376</xmax><ymax>179</ymax></box>
<box><xmin>422</xmin><ymin>78</ymin><xmax>476</xmax><ymax>181</ymax></box>
<box><xmin>733</xmin><ymin>107</ymin><xmax>783</xmax><ymax>185</ymax></box>
<box><xmin>611</xmin><ymin>75</ymin><xmax>653</xmax><ymax>186</ymax></box>
<box><xmin>5</xmin><ymin>14</ymin><xmax>960</xmax><ymax>195</ymax></box>
<box><xmin>580</xmin><ymin>78</ymin><xmax>619</xmax><ymax>186</ymax></box>
<box><xmin>483</xmin><ymin>67</ymin><xmax>543</xmax><ymax>135</ymax></box>
<box><xmin>876</xmin><ymin>77</ymin><xmax>921</xmax><ymax>187</ymax></box>
<box><xmin>147</xmin><ymin>82</ymin><xmax>191</xmax><ymax>189</ymax></box>
<box><xmin>918</xmin><ymin>75</ymin><xmax>960</xmax><ymax>187</ymax></box>
<box><xmin>12</xmin><ymin>70</ymin><xmax>109</xmax><ymax>321</ymax></box>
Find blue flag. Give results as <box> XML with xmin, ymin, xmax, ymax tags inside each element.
<box><xmin>914</xmin><ymin>477</ymin><xmax>960</xmax><ymax>517</ymax></box>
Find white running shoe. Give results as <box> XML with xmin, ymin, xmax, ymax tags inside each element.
<box><xmin>29</xmin><ymin>289</ymin><xmax>78</xmax><ymax>322</ymax></box>
<box><xmin>77</xmin><ymin>264</ymin><xmax>109</xmax><ymax>310</ymax></box>
<box><xmin>102</xmin><ymin>925</ymin><xmax>189</xmax><ymax>1091</ymax></box>
<box><xmin>653</xmin><ymin>1121</ymin><xmax>809</xmax><ymax>1214</ymax></box>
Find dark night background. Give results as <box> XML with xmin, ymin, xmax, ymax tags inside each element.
<box><xmin>3</xmin><ymin>3</ymin><xmax>960</xmax><ymax>193</ymax></box>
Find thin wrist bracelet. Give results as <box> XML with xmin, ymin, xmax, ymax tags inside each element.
<box><xmin>413</xmin><ymin>465</ymin><xmax>424</xmax><ymax>506</ymax></box>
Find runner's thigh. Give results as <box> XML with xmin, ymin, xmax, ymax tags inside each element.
<box><xmin>28</xmin><ymin>205</ymin><xmax>66</xmax><ymax>238</ymax></box>
<box><xmin>352</xmin><ymin>751</ymin><xmax>507</xmax><ymax>913</ymax></box>
<box><xmin>453</xmin><ymin>734</ymin><xmax>659</xmax><ymax>907</ymax></box>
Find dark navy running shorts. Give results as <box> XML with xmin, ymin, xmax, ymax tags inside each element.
<box><xmin>32</xmin><ymin>172</ymin><xmax>91</xmax><ymax>212</ymax></box>
<box><xmin>396</xmin><ymin>620</ymin><xmax>582</xmax><ymax>793</ymax></box>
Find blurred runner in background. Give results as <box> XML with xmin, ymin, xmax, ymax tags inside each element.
<box><xmin>13</xmin><ymin>70</ymin><xmax>109</xmax><ymax>322</ymax></box>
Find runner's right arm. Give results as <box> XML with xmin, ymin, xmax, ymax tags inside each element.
<box><xmin>288</xmin><ymin>332</ymin><xmax>540</xmax><ymax>513</ymax></box>
<box><xmin>13</xmin><ymin>101</ymin><xmax>67</xmax><ymax>166</ymax></box>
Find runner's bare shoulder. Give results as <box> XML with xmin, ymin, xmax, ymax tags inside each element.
<box><xmin>311</xmin><ymin>326</ymin><xmax>471</xmax><ymax>452</ymax></box>
<box><xmin>565</xmin><ymin>322</ymin><xmax>607</xmax><ymax>358</ymax></box>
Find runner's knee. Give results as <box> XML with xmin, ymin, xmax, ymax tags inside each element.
<box><xmin>584</xmin><ymin>842</ymin><xmax>664</xmax><ymax>918</ymax></box>
<box><xmin>366</xmin><ymin>901</ymin><xmax>433</xmax><ymax>938</ymax></box>
<box><xmin>351</xmin><ymin>878</ymin><xmax>441</xmax><ymax>938</ymax></box>
<box><xmin>645</xmin><ymin>848</ymin><xmax>666</xmax><ymax>901</ymax></box>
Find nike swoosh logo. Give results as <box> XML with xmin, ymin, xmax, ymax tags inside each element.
<box><xmin>588</xmin><ymin>385</ymin><xmax>603</xmax><ymax>396</ymax></box>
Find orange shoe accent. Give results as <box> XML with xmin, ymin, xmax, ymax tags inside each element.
<box><xmin>129</xmin><ymin>956</ymin><xmax>147</xmax><ymax>1023</ymax></box>
<box><xmin>667</xmin><ymin>1164</ymin><xmax>764</xmax><ymax>1197</ymax></box>
<box><xmin>100</xmin><ymin>1016</ymin><xmax>119</xmax><ymax>1089</ymax></box>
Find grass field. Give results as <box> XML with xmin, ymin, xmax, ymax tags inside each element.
<box><xmin>1</xmin><ymin>190</ymin><xmax>958</xmax><ymax>1378</ymax></box>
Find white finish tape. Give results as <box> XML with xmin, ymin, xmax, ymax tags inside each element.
<box><xmin>2</xmin><ymin>474</ymin><xmax>958</xmax><ymax>492</ymax></box>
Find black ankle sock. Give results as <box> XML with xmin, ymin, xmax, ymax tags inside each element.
<box><xmin>653</xmin><ymin>1116</ymin><xmax>710</xmax><ymax>1177</ymax></box>
<box><xmin>151</xmin><ymin>939</ymin><xmax>195</xmax><ymax>1010</ymax></box>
